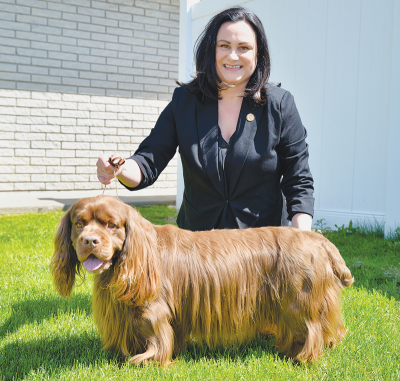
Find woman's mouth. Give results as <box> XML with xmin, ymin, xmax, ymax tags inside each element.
<box><xmin>224</xmin><ymin>64</ymin><xmax>242</xmax><ymax>70</ymax></box>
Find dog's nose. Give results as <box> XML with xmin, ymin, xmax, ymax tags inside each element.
<box><xmin>83</xmin><ymin>235</ymin><xmax>100</xmax><ymax>248</ymax></box>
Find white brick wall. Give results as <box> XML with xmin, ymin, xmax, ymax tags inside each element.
<box><xmin>0</xmin><ymin>0</ymin><xmax>179</xmax><ymax>192</ymax></box>
<box><xmin>0</xmin><ymin>0</ymin><xmax>180</xmax><ymax>99</ymax></box>
<box><xmin>0</xmin><ymin>88</ymin><xmax>177</xmax><ymax>191</ymax></box>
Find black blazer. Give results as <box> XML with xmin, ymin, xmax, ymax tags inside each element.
<box><xmin>126</xmin><ymin>85</ymin><xmax>314</xmax><ymax>231</ymax></box>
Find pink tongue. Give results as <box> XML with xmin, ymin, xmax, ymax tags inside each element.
<box><xmin>83</xmin><ymin>255</ymin><xmax>105</xmax><ymax>272</ymax></box>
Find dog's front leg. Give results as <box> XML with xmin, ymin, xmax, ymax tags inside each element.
<box><xmin>129</xmin><ymin>309</ymin><xmax>174</xmax><ymax>368</ymax></box>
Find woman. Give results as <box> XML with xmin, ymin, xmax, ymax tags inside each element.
<box><xmin>97</xmin><ymin>7</ymin><xmax>314</xmax><ymax>231</ymax></box>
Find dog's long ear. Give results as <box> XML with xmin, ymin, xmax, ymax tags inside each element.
<box><xmin>109</xmin><ymin>206</ymin><xmax>160</xmax><ymax>306</ymax></box>
<box><xmin>50</xmin><ymin>207</ymin><xmax>82</xmax><ymax>297</ymax></box>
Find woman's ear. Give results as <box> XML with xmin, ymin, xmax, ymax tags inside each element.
<box><xmin>108</xmin><ymin>206</ymin><xmax>160</xmax><ymax>306</ymax></box>
<box><xmin>50</xmin><ymin>208</ymin><xmax>82</xmax><ymax>297</ymax></box>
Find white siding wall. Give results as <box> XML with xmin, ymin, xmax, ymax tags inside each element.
<box><xmin>178</xmin><ymin>0</ymin><xmax>400</xmax><ymax>234</ymax></box>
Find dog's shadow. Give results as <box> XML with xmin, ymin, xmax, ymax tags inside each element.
<box><xmin>0</xmin><ymin>294</ymin><xmax>92</xmax><ymax>339</ymax></box>
<box><xmin>0</xmin><ymin>294</ymin><xmax>120</xmax><ymax>380</ymax></box>
<box><xmin>1</xmin><ymin>333</ymin><xmax>119</xmax><ymax>380</ymax></box>
<box><xmin>1</xmin><ymin>335</ymin><xmax>278</xmax><ymax>380</ymax></box>
<box><xmin>179</xmin><ymin>336</ymin><xmax>278</xmax><ymax>364</ymax></box>
<box><xmin>1</xmin><ymin>296</ymin><xmax>280</xmax><ymax>379</ymax></box>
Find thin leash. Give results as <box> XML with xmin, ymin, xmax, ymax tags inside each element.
<box><xmin>102</xmin><ymin>156</ymin><xmax>125</xmax><ymax>199</ymax></box>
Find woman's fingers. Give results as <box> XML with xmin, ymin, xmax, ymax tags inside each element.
<box><xmin>97</xmin><ymin>153</ymin><xmax>118</xmax><ymax>184</ymax></box>
<box><xmin>97</xmin><ymin>168</ymin><xmax>114</xmax><ymax>185</ymax></box>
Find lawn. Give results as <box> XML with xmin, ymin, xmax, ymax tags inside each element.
<box><xmin>0</xmin><ymin>206</ymin><xmax>399</xmax><ymax>381</ymax></box>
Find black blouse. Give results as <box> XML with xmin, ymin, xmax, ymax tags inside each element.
<box><xmin>216</xmin><ymin>128</ymin><xmax>237</xmax><ymax>229</ymax></box>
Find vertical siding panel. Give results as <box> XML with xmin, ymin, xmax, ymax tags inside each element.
<box><xmin>292</xmin><ymin>0</ymin><xmax>328</xmax><ymax>212</ymax></box>
<box><xmin>251</xmin><ymin>0</ymin><xmax>272</xmax><ymax>49</ymax></box>
<box><xmin>267</xmin><ymin>0</ymin><xmax>298</xmax><ymax>88</ymax></box>
<box><xmin>352</xmin><ymin>0</ymin><xmax>393</xmax><ymax>214</ymax></box>
<box><xmin>385</xmin><ymin>0</ymin><xmax>400</xmax><ymax>235</ymax></box>
<box><xmin>319</xmin><ymin>0</ymin><xmax>362</xmax><ymax>211</ymax></box>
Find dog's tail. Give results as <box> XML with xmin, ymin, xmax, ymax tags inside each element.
<box><xmin>324</xmin><ymin>239</ymin><xmax>354</xmax><ymax>288</ymax></box>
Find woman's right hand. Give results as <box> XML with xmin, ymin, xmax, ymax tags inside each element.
<box><xmin>96</xmin><ymin>153</ymin><xmax>122</xmax><ymax>185</ymax></box>
<box><xmin>96</xmin><ymin>154</ymin><xmax>142</xmax><ymax>188</ymax></box>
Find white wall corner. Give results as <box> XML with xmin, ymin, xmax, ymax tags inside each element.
<box><xmin>176</xmin><ymin>0</ymin><xmax>201</xmax><ymax>209</ymax></box>
<box><xmin>385</xmin><ymin>0</ymin><xmax>400</xmax><ymax>237</ymax></box>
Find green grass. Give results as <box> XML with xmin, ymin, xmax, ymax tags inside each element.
<box><xmin>0</xmin><ymin>208</ymin><xmax>399</xmax><ymax>381</ymax></box>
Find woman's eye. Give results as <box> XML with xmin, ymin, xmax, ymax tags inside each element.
<box><xmin>240</xmin><ymin>46</ymin><xmax>249</xmax><ymax>51</ymax></box>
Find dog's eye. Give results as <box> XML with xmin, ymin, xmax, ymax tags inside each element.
<box><xmin>108</xmin><ymin>222</ymin><xmax>116</xmax><ymax>229</ymax></box>
<box><xmin>76</xmin><ymin>222</ymin><xmax>83</xmax><ymax>229</ymax></box>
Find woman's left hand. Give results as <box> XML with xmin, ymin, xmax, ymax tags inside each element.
<box><xmin>291</xmin><ymin>213</ymin><xmax>312</xmax><ymax>231</ymax></box>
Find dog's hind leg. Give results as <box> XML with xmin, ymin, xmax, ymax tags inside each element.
<box><xmin>272</xmin><ymin>296</ymin><xmax>325</xmax><ymax>363</ymax></box>
<box><xmin>273</xmin><ymin>318</ymin><xmax>324</xmax><ymax>363</ymax></box>
<box><xmin>319</xmin><ymin>287</ymin><xmax>347</xmax><ymax>349</ymax></box>
<box><xmin>276</xmin><ymin>295</ymin><xmax>341</xmax><ymax>362</ymax></box>
<box><xmin>292</xmin><ymin>320</ymin><xmax>324</xmax><ymax>362</ymax></box>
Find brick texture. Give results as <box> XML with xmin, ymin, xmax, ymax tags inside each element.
<box><xmin>0</xmin><ymin>88</ymin><xmax>177</xmax><ymax>191</ymax></box>
<box><xmin>0</xmin><ymin>0</ymin><xmax>179</xmax><ymax>192</ymax></box>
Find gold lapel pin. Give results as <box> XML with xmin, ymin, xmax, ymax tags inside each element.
<box><xmin>246</xmin><ymin>113</ymin><xmax>255</xmax><ymax>122</ymax></box>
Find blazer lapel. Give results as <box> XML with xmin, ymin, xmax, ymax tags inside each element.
<box><xmin>229</xmin><ymin>99</ymin><xmax>263</xmax><ymax>194</ymax></box>
<box><xmin>196</xmin><ymin>98</ymin><xmax>225</xmax><ymax>198</ymax></box>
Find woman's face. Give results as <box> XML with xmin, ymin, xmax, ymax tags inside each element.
<box><xmin>215</xmin><ymin>21</ymin><xmax>257</xmax><ymax>89</ymax></box>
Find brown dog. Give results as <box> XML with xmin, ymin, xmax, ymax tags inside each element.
<box><xmin>50</xmin><ymin>195</ymin><xmax>353</xmax><ymax>366</ymax></box>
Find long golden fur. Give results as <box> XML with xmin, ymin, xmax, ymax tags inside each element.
<box><xmin>50</xmin><ymin>195</ymin><xmax>353</xmax><ymax>367</ymax></box>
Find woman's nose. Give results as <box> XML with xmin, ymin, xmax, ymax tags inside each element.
<box><xmin>228</xmin><ymin>50</ymin><xmax>239</xmax><ymax>59</ymax></box>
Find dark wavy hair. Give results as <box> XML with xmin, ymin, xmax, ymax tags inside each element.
<box><xmin>177</xmin><ymin>7</ymin><xmax>271</xmax><ymax>105</ymax></box>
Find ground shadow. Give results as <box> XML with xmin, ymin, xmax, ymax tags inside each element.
<box><xmin>0</xmin><ymin>333</ymin><xmax>279</xmax><ymax>380</ymax></box>
<box><xmin>0</xmin><ymin>333</ymin><xmax>118</xmax><ymax>380</ymax></box>
<box><xmin>0</xmin><ymin>295</ymin><xmax>281</xmax><ymax>379</ymax></box>
<box><xmin>0</xmin><ymin>294</ymin><xmax>92</xmax><ymax>339</ymax></box>
<box><xmin>178</xmin><ymin>335</ymin><xmax>279</xmax><ymax>363</ymax></box>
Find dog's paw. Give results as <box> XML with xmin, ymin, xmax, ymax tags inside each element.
<box><xmin>129</xmin><ymin>352</ymin><xmax>171</xmax><ymax>368</ymax></box>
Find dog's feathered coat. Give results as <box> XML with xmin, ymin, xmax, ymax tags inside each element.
<box><xmin>51</xmin><ymin>195</ymin><xmax>353</xmax><ymax>366</ymax></box>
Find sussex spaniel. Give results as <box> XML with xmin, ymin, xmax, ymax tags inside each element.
<box><xmin>50</xmin><ymin>195</ymin><xmax>353</xmax><ymax>367</ymax></box>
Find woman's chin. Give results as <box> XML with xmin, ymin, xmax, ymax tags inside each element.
<box><xmin>220</xmin><ymin>77</ymin><xmax>243</xmax><ymax>87</ymax></box>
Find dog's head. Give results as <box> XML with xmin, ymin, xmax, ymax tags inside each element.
<box><xmin>50</xmin><ymin>195</ymin><xmax>160</xmax><ymax>304</ymax></box>
<box><xmin>70</xmin><ymin>196</ymin><xmax>128</xmax><ymax>274</ymax></box>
